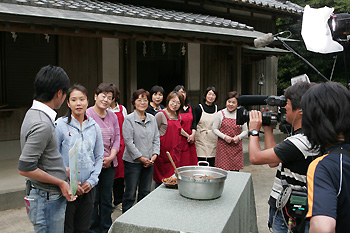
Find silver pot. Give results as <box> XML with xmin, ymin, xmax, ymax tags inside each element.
<box><xmin>175</xmin><ymin>162</ymin><xmax>227</xmax><ymax>200</ymax></box>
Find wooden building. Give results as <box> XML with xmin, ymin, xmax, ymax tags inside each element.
<box><xmin>0</xmin><ymin>0</ymin><xmax>302</xmax><ymax>158</ymax></box>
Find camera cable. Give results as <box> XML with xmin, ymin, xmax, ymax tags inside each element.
<box><xmin>275</xmin><ymin>35</ymin><xmax>330</xmax><ymax>82</ymax></box>
<box><xmin>272</xmin><ymin>186</ymin><xmax>292</xmax><ymax>232</ymax></box>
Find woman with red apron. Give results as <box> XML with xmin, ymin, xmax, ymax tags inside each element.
<box><xmin>154</xmin><ymin>91</ymin><xmax>184</xmax><ymax>185</ymax></box>
<box><xmin>174</xmin><ymin>85</ymin><xmax>198</xmax><ymax>167</ymax></box>
<box><xmin>212</xmin><ymin>91</ymin><xmax>248</xmax><ymax>171</ymax></box>
<box><xmin>108</xmin><ymin>85</ymin><xmax>127</xmax><ymax>209</ymax></box>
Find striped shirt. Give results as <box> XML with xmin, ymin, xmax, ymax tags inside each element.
<box><xmin>86</xmin><ymin>107</ymin><xmax>120</xmax><ymax>167</ymax></box>
<box><xmin>269</xmin><ymin>129</ymin><xmax>319</xmax><ymax>208</ymax></box>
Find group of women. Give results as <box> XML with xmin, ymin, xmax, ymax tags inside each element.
<box><xmin>54</xmin><ymin>82</ymin><xmax>248</xmax><ymax>233</ymax></box>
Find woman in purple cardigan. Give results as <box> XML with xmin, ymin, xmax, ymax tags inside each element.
<box><xmin>86</xmin><ymin>83</ymin><xmax>120</xmax><ymax>233</ymax></box>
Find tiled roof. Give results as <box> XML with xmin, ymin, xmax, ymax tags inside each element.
<box><xmin>3</xmin><ymin>0</ymin><xmax>254</xmax><ymax>31</ymax></box>
<box><xmin>236</xmin><ymin>0</ymin><xmax>303</xmax><ymax>13</ymax></box>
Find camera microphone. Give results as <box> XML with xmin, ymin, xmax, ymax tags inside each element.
<box><xmin>254</xmin><ymin>33</ymin><xmax>274</xmax><ymax>48</ymax></box>
<box><xmin>238</xmin><ymin>95</ymin><xmax>269</xmax><ymax>106</ymax></box>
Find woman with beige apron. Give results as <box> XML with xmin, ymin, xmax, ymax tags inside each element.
<box><xmin>194</xmin><ymin>87</ymin><xmax>219</xmax><ymax>167</ymax></box>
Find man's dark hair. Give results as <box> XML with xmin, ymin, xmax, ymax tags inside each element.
<box><xmin>284</xmin><ymin>81</ymin><xmax>313</xmax><ymax>111</ymax></box>
<box><xmin>95</xmin><ymin>83</ymin><xmax>115</xmax><ymax>98</ymax></box>
<box><xmin>33</xmin><ymin>65</ymin><xmax>70</xmax><ymax>102</ymax></box>
<box><xmin>203</xmin><ymin>86</ymin><xmax>218</xmax><ymax>102</ymax></box>
<box><xmin>301</xmin><ymin>82</ymin><xmax>350</xmax><ymax>152</ymax></box>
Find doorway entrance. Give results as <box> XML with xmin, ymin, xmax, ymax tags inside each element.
<box><xmin>137</xmin><ymin>41</ymin><xmax>185</xmax><ymax>104</ymax></box>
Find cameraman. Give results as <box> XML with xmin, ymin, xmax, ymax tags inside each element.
<box><xmin>248</xmin><ymin>81</ymin><xmax>318</xmax><ymax>233</ymax></box>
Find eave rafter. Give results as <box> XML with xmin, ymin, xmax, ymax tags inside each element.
<box><xmin>0</xmin><ymin>20</ymin><xmax>242</xmax><ymax>46</ymax></box>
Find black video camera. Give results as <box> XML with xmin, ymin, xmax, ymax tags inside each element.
<box><xmin>236</xmin><ymin>95</ymin><xmax>292</xmax><ymax>134</ymax></box>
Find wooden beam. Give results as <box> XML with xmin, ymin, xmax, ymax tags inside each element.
<box><xmin>0</xmin><ymin>22</ymin><xmax>131</xmax><ymax>39</ymax></box>
<box><xmin>0</xmin><ymin>21</ymin><xmax>243</xmax><ymax>46</ymax></box>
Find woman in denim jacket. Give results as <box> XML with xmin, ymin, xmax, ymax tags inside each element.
<box><xmin>55</xmin><ymin>84</ymin><xmax>103</xmax><ymax>233</ymax></box>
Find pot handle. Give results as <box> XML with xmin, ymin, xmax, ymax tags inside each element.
<box><xmin>197</xmin><ymin>161</ymin><xmax>209</xmax><ymax>167</ymax></box>
<box><xmin>192</xmin><ymin>174</ymin><xmax>210</xmax><ymax>182</ymax></box>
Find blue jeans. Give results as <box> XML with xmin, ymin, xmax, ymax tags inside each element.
<box><xmin>268</xmin><ymin>206</ymin><xmax>309</xmax><ymax>233</ymax></box>
<box><xmin>268</xmin><ymin>206</ymin><xmax>288</xmax><ymax>233</ymax></box>
<box><xmin>90</xmin><ymin>166</ymin><xmax>115</xmax><ymax>233</ymax></box>
<box><xmin>122</xmin><ymin>161</ymin><xmax>154</xmax><ymax>213</ymax></box>
<box><xmin>24</xmin><ymin>188</ymin><xmax>67</xmax><ymax>233</ymax></box>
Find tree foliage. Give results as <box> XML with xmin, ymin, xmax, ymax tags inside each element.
<box><xmin>307</xmin><ymin>0</ymin><xmax>350</xmax><ymax>12</ymax></box>
<box><xmin>276</xmin><ymin>0</ymin><xmax>350</xmax><ymax>94</ymax></box>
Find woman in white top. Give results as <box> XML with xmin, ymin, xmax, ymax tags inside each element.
<box><xmin>108</xmin><ymin>84</ymin><xmax>127</xmax><ymax>210</ymax></box>
<box><xmin>212</xmin><ymin>91</ymin><xmax>248</xmax><ymax>171</ymax></box>
<box><xmin>108</xmin><ymin>84</ymin><xmax>127</xmax><ymax>116</ymax></box>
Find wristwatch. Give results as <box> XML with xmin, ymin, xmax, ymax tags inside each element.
<box><xmin>248</xmin><ymin>129</ymin><xmax>259</xmax><ymax>137</ymax></box>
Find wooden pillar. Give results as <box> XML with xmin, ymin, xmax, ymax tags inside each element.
<box><xmin>102</xmin><ymin>38</ymin><xmax>119</xmax><ymax>87</ymax></box>
<box><xmin>231</xmin><ymin>46</ymin><xmax>242</xmax><ymax>94</ymax></box>
<box><xmin>187</xmin><ymin>43</ymin><xmax>201</xmax><ymax>106</ymax></box>
<box><xmin>125</xmin><ymin>39</ymin><xmax>137</xmax><ymax>112</ymax></box>
<box><xmin>264</xmin><ymin>56</ymin><xmax>278</xmax><ymax>96</ymax></box>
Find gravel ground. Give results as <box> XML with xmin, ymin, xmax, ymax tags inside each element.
<box><xmin>0</xmin><ymin>204</ymin><xmax>122</xmax><ymax>233</ymax></box>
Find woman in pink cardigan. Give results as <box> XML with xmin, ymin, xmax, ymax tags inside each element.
<box><xmin>86</xmin><ymin>83</ymin><xmax>120</xmax><ymax>233</ymax></box>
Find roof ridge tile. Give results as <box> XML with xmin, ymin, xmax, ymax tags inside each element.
<box><xmin>4</xmin><ymin>0</ymin><xmax>259</xmax><ymax>31</ymax></box>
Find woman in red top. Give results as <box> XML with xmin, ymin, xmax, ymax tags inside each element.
<box><xmin>108</xmin><ymin>84</ymin><xmax>127</xmax><ymax>210</ymax></box>
<box><xmin>154</xmin><ymin>91</ymin><xmax>184</xmax><ymax>186</ymax></box>
<box><xmin>174</xmin><ymin>85</ymin><xmax>198</xmax><ymax>166</ymax></box>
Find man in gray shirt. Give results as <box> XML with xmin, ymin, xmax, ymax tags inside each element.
<box><xmin>18</xmin><ymin>65</ymin><xmax>75</xmax><ymax>233</ymax></box>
